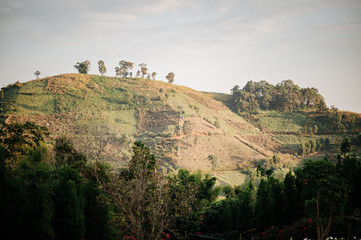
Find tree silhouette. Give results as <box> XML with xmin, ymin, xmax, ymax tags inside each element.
<box><xmin>166</xmin><ymin>72</ymin><xmax>175</xmax><ymax>84</ymax></box>
<box><xmin>34</xmin><ymin>70</ymin><xmax>41</xmax><ymax>79</ymax></box>
<box><xmin>74</xmin><ymin>60</ymin><xmax>90</xmax><ymax>74</ymax></box>
<box><xmin>98</xmin><ymin>60</ymin><xmax>106</xmax><ymax>76</ymax></box>
<box><xmin>138</xmin><ymin>63</ymin><xmax>147</xmax><ymax>78</ymax></box>
<box><xmin>151</xmin><ymin>72</ymin><xmax>157</xmax><ymax>80</ymax></box>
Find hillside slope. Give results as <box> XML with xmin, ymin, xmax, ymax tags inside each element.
<box><xmin>1</xmin><ymin>74</ymin><xmax>360</xmax><ymax>185</ymax></box>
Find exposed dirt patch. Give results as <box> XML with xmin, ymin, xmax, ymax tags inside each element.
<box><xmin>45</xmin><ymin>74</ymin><xmax>101</xmax><ymax>96</ymax></box>
<box><xmin>137</xmin><ymin>106</ymin><xmax>179</xmax><ymax>133</ymax></box>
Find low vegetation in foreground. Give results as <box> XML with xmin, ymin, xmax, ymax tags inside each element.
<box><xmin>1</xmin><ymin>122</ymin><xmax>360</xmax><ymax>240</ymax></box>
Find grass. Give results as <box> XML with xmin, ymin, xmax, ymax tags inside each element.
<box><xmin>257</xmin><ymin>111</ymin><xmax>307</xmax><ymax>132</ymax></box>
<box><xmin>213</xmin><ymin>171</ymin><xmax>247</xmax><ymax>186</ymax></box>
<box><xmin>2</xmin><ymin>73</ymin><xmax>359</xmax><ymax>178</ymax></box>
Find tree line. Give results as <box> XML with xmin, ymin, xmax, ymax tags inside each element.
<box><xmin>73</xmin><ymin>60</ymin><xmax>175</xmax><ymax>84</ymax></box>
<box><xmin>1</xmin><ymin>122</ymin><xmax>360</xmax><ymax>239</ymax></box>
<box><xmin>200</xmin><ymin>138</ymin><xmax>361</xmax><ymax>239</ymax></box>
<box><xmin>0</xmin><ymin>122</ymin><xmax>216</xmax><ymax>240</ymax></box>
<box><xmin>231</xmin><ymin>80</ymin><xmax>326</xmax><ymax>113</ymax></box>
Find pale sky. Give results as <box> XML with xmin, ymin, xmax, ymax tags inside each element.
<box><xmin>1</xmin><ymin>0</ymin><xmax>361</xmax><ymax>112</ymax></box>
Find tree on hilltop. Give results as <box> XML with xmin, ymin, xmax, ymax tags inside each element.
<box><xmin>138</xmin><ymin>63</ymin><xmax>147</xmax><ymax>78</ymax></box>
<box><xmin>151</xmin><ymin>72</ymin><xmax>157</xmax><ymax>80</ymax></box>
<box><xmin>34</xmin><ymin>70</ymin><xmax>41</xmax><ymax>79</ymax></box>
<box><xmin>74</xmin><ymin>60</ymin><xmax>90</xmax><ymax>74</ymax></box>
<box><xmin>118</xmin><ymin>60</ymin><xmax>134</xmax><ymax>78</ymax></box>
<box><xmin>115</xmin><ymin>67</ymin><xmax>121</xmax><ymax>78</ymax></box>
<box><xmin>166</xmin><ymin>72</ymin><xmax>175</xmax><ymax>84</ymax></box>
<box><xmin>98</xmin><ymin>60</ymin><xmax>106</xmax><ymax>76</ymax></box>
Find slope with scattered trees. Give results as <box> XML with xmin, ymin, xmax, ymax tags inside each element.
<box><xmin>1</xmin><ymin>71</ymin><xmax>360</xmax><ymax>186</ymax></box>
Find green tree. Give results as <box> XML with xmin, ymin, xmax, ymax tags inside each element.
<box><xmin>166</xmin><ymin>72</ymin><xmax>175</xmax><ymax>84</ymax></box>
<box><xmin>98</xmin><ymin>60</ymin><xmax>106</xmax><ymax>76</ymax></box>
<box><xmin>138</xmin><ymin>63</ymin><xmax>147</xmax><ymax>78</ymax></box>
<box><xmin>115</xmin><ymin>66</ymin><xmax>121</xmax><ymax>78</ymax></box>
<box><xmin>100</xmin><ymin>141</ymin><xmax>178</xmax><ymax>240</ymax></box>
<box><xmin>340</xmin><ymin>138</ymin><xmax>351</xmax><ymax>159</ymax></box>
<box><xmin>283</xmin><ymin>171</ymin><xmax>301</xmax><ymax>224</ymax></box>
<box><xmin>296</xmin><ymin>159</ymin><xmax>349</xmax><ymax>240</ymax></box>
<box><xmin>151</xmin><ymin>72</ymin><xmax>156</xmax><ymax>80</ymax></box>
<box><xmin>54</xmin><ymin>136</ymin><xmax>87</xmax><ymax>170</ymax></box>
<box><xmin>168</xmin><ymin>170</ymin><xmax>218</xmax><ymax>237</ymax></box>
<box><xmin>0</xmin><ymin>122</ymin><xmax>49</xmax><ymax>168</ymax></box>
<box><xmin>34</xmin><ymin>70</ymin><xmax>41</xmax><ymax>79</ymax></box>
<box><xmin>255</xmin><ymin>179</ymin><xmax>273</xmax><ymax>230</ymax></box>
<box><xmin>53</xmin><ymin>167</ymin><xmax>86</xmax><ymax>240</ymax></box>
<box><xmin>74</xmin><ymin>60</ymin><xmax>90</xmax><ymax>74</ymax></box>
<box><xmin>118</xmin><ymin>60</ymin><xmax>134</xmax><ymax>78</ymax></box>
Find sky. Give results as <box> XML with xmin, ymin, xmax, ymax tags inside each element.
<box><xmin>1</xmin><ymin>0</ymin><xmax>361</xmax><ymax>112</ymax></box>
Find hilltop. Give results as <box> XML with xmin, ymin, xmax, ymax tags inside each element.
<box><xmin>1</xmin><ymin>73</ymin><xmax>360</xmax><ymax>185</ymax></box>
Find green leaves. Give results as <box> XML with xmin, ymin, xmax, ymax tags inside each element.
<box><xmin>0</xmin><ymin>122</ymin><xmax>49</xmax><ymax>168</ymax></box>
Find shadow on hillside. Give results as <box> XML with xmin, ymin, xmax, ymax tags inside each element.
<box><xmin>102</xmin><ymin>97</ymin><xmax>126</xmax><ymax>105</ymax></box>
<box><xmin>18</xmin><ymin>104</ymin><xmax>38</xmax><ymax>111</ymax></box>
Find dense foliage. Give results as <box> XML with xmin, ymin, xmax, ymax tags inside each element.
<box><xmin>231</xmin><ymin>80</ymin><xmax>326</xmax><ymax>113</ymax></box>
<box><xmin>1</xmin><ymin>122</ymin><xmax>360</xmax><ymax>240</ymax></box>
<box><xmin>199</xmin><ymin>140</ymin><xmax>361</xmax><ymax>240</ymax></box>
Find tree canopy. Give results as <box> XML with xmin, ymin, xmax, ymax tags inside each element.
<box><xmin>74</xmin><ymin>60</ymin><xmax>90</xmax><ymax>74</ymax></box>
<box><xmin>231</xmin><ymin>80</ymin><xmax>326</xmax><ymax>113</ymax></box>
<box><xmin>166</xmin><ymin>72</ymin><xmax>175</xmax><ymax>84</ymax></box>
<box><xmin>98</xmin><ymin>60</ymin><xmax>106</xmax><ymax>76</ymax></box>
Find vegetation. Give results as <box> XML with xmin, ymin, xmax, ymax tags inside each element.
<box><xmin>98</xmin><ymin>60</ymin><xmax>106</xmax><ymax>76</ymax></box>
<box><xmin>138</xmin><ymin>63</ymin><xmax>147</xmax><ymax>78</ymax></box>
<box><xmin>1</xmin><ymin>122</ymin><xmax>360</xmax><ymax>239</ymax></box>
<box><xmin>116</xmin><ymin>60</ymin><xmax>134</xmax><ymax>78</ymax></box>
<box><xmin>74</xmin><ymin>60</ymin><xmax>90</xmax><ymax>74</ymax></box>
<box><xmin>1</xmin><ymin>72</ymin><xmax>360</xmax><ymax>186</ymax></box>
<box><xmin>231</xmin><ymin>80</ymin><xmax>326</xmax><ymax>113</ymax></box>
<box><xmin>1</xmin><ymin>59</ymin><xmax>360</xmax><ymax>239</ymax></box>
<box><xmin>166</xmin><ymin>72</ymin><xmax>175</xmax><ymax>84</ymax></box>
<box><xmin>34</xmin><ymin>70</ymin><xmax>41</xmax><ymax>79</ymax></box>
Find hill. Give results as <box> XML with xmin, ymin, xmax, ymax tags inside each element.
<box><xmin>1</xmin><ymin>74</ymin><xmax>360</xmax><ymax>185</ymax></box>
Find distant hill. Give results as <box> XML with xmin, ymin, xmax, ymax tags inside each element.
<box><xmin>1</xmin><ymin>74</ymin><xmax>360</xmax><ymax>185</ymax></box>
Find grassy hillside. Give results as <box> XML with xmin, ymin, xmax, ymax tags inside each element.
<box><xmin>1</xmin><ymin>74</ymin><xmax>360</xmax><ymax>185</ymax></box>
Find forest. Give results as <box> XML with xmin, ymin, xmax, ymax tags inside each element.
<box><xmin>1</xmin><ymin>122</ymin><xmax>361</xmax><ymax>240</ymax></box>
<box><xmin>231</xmin><ymin>80</ymin><xmax>326</xmax><ymax>113</ymax></box>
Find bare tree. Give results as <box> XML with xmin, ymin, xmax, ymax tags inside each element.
<box><xmin>96</xmin><ymin>141</ymin><xmax>198</xmax><ymax>240</ymax></box>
